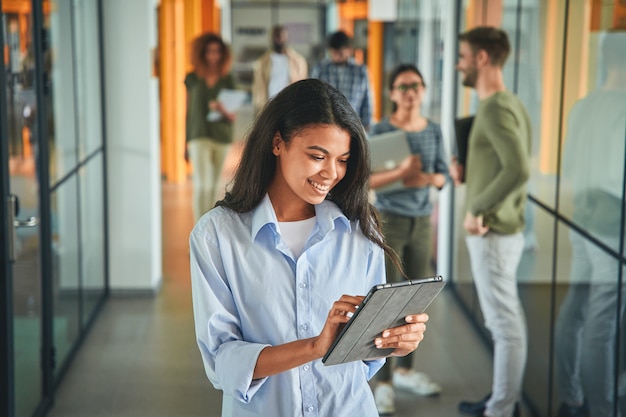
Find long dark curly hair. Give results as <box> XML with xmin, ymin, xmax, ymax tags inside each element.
<box><xmin>190</xmin><ymin>32</ymin><xmax>231</xmax><ymax>77</ymax></box>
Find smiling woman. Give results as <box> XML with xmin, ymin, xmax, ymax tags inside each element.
<box><xmin>269</xmin><ymin>124</ymin><xmax>351</xmax><ymax>220</ymax></box>
<box><xmin>189</xmin><ymin>79</ymin><xmax>431</xmax><ymax>417</ymax></box>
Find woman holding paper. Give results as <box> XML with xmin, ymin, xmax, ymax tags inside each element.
<box><xmin>369</xmin><ymin>64</ymin><xmax>449</xmax><ymax>414</ymax></box>
<box><xmin>190</xmin><ymin>79</ymin><xmax>430</xmax><ymax>416</ymax></box>
<box><xmin>185</xmin><ymin>32</ymin><xmax>237</xmax><ymax>221</ymax></box>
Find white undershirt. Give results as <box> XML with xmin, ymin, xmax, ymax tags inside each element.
<box><xmin>268</xmin><ymin>53</ymin><xmax>290</xmax><ymax>99</ymax></box>
<box><xmin>277</xmin><ymin>216</ymin><xmax>317</xmax><ymax>259</ymax></box>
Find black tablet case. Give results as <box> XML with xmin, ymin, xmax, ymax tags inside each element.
<box><xmin>454</xmin><ymin>115</ymin><xmax>474</xmax><ymax>169</ymax></box>
<box><xmin>322</xmin><ymin>276</ymin><xmax>445</xmax><ymax>366</ymax></box>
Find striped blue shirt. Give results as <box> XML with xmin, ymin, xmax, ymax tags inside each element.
<box><xmin>190</xmin><ymin>195</ymin><xmax>385</xmax><ymax>417</ymax></box>
<box><xmin>371</xmin><ymin>119</ymin><xmax>449</xmax><ymax>217</ymax></box>
<box><xmin>311</xmin><ymin>58</ymin><xmax>372</xmax><ymax>130</ymax></box>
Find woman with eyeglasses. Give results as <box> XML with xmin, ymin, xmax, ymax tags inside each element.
<box><xmin>369</xmin><ymin>64</ymin><xmax>450</xmax><ymax>414</ymax></box>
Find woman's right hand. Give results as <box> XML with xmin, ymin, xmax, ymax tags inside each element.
<box><xmin>312</xmin><ymin>295</ymin><xmax>364</xmax><ymax>357</ymax></box>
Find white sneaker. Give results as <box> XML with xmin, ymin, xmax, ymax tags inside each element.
<box><xmin>374</xmin><ymin>383</ymin><xmax>395</xmax><ymax>415</ymax></box>
<box><xmin>392</xmin><ymin>370</ymin><xmax>441</xmax><ymax>396</ymax></box>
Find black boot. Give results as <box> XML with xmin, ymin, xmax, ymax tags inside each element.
<box><xmin>459</xmin><ymin>393</ymin><xmax>521</xmax><ymax>417</ymax></box>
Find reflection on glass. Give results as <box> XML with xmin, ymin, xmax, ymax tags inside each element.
<box><xmin>51</xmin><ymin>178</ymin><xmax>81</xmax><ymax>378</ymax></box>
<box><xmin>560</xmin><ymin>32</ymin><xmax>626</xmax><ymax>251</ymax></box>
<box><xmin>555</xmin><ymin>230</ymin><xmax>624</xmax><ymax>417</ymax></box>
<box><xmin>80</xmin><ymin>155</ymin><xmax>106</xmax><ymax>325</ymax></box>
<box><xmin>73</xmin><ymin>0</ymin><xmax>103</xmax><ymax>158</ymax></box>
<box><xmin>516</xmin><ymin>205</ymin><xmax>554</xmax><ymax>417</ymax></box>
<box><xmin>48</xmin><ymin>0</ymin><xmax>79</xmax><ymax>184</ymax></box>
<box><xmin>555</xmin><ymin>31</ymin><xmax>626</xmax><ymax>417</ymax></box>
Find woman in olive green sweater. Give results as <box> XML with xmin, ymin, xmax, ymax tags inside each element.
<box><xmin>185</xmin><ymin>33</ymin><xmax>237</xmax><ymax>221</ymax></box>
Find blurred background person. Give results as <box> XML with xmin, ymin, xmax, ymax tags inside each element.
<box><xmin>455</xmin><ymin>26</ymin><xmax>530</xmax><ymax>417</ymax></box>
<box><xmin>252</xmin><ymin>25</ymin><xmax>307</xmax><ymax>115</ymax></box>
<box><xmin>369</xmin><ymin>63</ymin><xmax>448</xmax><ymax>415</ymax></box>
<box><xmin>311</xmin><ymin>30</ymin><xmax>372</xmax><ymax>131</ymax></box>
<box><xmin>185</xmin><ymin>33</ymin><xmax>237</xmax><ymax>222</ymax></box>
<box><xmin>555</xmin><ymin>31</ymin><xmax>626</xmax><ymax>417</ymax></box>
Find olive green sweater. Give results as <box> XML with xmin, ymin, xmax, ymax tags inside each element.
<box><xmin>465</xmin><ymin>91</ymin><xmax>531</xmax><ymax>234</ymax></box>
<box><xmin>184</xmin><ymin>72</ymin><xmax>236</xmax><ymax>144</ymax></box>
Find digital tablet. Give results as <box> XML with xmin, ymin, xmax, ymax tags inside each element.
<box><xmin>368</xmin><ymin>130</ymin><xmax>411</xmax><ymax>192</ymax></box>
<box><xmin>322</xmin><ymin>276</ymin><xmax>445</xmax><ymax>366</ymax></box>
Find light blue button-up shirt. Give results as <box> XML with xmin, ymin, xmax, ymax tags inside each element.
<box><xmin>190</xmin><ymin>195</ymin><xmax>386</xmax><ymax>417</ymax></box>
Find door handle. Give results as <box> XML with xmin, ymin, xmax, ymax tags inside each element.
<box><xmin>14</xmin><ymin>217</ymin><xmax>38</xmax><ymax>227</ymax></box>
<box><xmin>8</xmin><ymin>195</ymin><xmax>17</xmax><ymax>262</ymax></box>
<box><xmin>7</xmin><ymin>195</ymin><xmax>39</xmax><ymax>262</ymax></box>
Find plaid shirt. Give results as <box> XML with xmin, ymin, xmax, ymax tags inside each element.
<box><xmin>311</xmin><ymin>58</ymin><xmax>372</xmax><ymax>130</ymax></box>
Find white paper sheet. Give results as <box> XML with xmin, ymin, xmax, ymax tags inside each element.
<box><xmin>207</xmin><ymin>89</ymin><xmax>248</xmax><ymax>122</ymax></box>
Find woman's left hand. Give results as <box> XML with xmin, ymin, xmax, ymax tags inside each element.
<box><xmin>374</xmin><ymin>313</ymin><xmax>429</xmax><ymax>357</ymax></box>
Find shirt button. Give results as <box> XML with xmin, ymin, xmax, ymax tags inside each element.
<box><xmin>307</xmin><ymin>406</ymin><xmax>314</xmax><ymax>412</ymax></box>
<box><xmin>300</xmin><ymin>323</ymin><xmax>309</xmax><ymax>331</ymax></box>
<box><xmin>299</xmin><ymin>282</ymin><xmax>307</xmax><ymax>289</ymax></box>
<box><xmin>303</xmin><ymin>365</ymin><xmax>310</xmax><ymax>371</ymax></box>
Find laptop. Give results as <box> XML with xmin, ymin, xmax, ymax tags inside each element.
<box><xmin>368</xmin><ymin>130</ymin><xmax>411</xmax><ymax>192</ymax></box>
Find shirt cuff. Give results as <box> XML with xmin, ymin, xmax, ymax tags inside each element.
<box><xmin>215</xmin><ymin>341</ymin><xmax>271</xmax><ymax>403</ymax></box>
<box><xmin>364</xmin><ymin>358</ymin><xmax>386</xmax><ymax>380</ymax></box>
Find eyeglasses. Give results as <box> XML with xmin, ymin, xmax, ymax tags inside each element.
<box><xmin>393</xmin><ymin>82</ymin><xmax>423</xmax><ymax>93</ymax></box>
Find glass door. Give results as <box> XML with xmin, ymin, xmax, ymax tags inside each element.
<box><xmin>2</xmin><ymin>1</ymin><xmax>106</xmax><ymax>415</ymax></box>
<box><xmin>1</xmin><ymin>2</ymin><xmax>46</xmax><ymax>416</ymax></box>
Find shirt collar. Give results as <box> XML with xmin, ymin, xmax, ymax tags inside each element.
<box><xmin>250</xmin><ymin>194</ymin><xmax>352</xmax><ymax>242</ymax></box>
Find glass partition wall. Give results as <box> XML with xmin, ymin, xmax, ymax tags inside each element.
<box><xmin>450</xmin><ymin>1</ymin><xmax>626</xmax><ymax>416</ymax></box>
<box><xmin>0</xmin><ymin>1</ymin><xmax>107</xmax><ymax>416</ymax></box>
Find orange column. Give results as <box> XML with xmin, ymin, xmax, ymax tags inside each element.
<box><xmin>539</xmin><ymin>0</ymin><xmax>566</xmax><ymax>175</ymax></box>
<box><xmin>367</xmin><ymin>21</ymin><xmax>383</xmax><ymax>123</ymax></box>
<box><xmin>2</xmin><ymin>0</ymin><xmax>31</xmax><ymax>14</ymax></box>
<box><xmin>202</xmin><ymin>0</ymin><xmax>219</xmax><ymax>33</ymax></box>
<box><xmin>614</xmin><ymin>0</ymin><xmax>626</xmax><ymax>28</ymax></box>
<box><xmin>338</xmin><ymin>0</ymin><xmax>382</xmax><ymax>122</ymax></box>
<box><xmin>18</xmin><ymin>13</ymin><xmax>28</xmax><ymax>52</ymax></box>
<box><xmin>159</xmin><ymin>0</ymin><xmax>187</xmax><ymax>183</ymax></box>
<box><xmin>590</xmin><ymin>0</ymin><xmax>602</xmax><ymax>30</ymax></box>
<box><xmin>459</xmin><ymin>0</ymin><xmax>503</xmax><ymax>116</ymax></box>
<box><xmin>184</xmin><ymin>0</ymin><xmax>202</xmax><ymax>74</ymax></box>
<box><xmin>337</xmin><ymin>1</ymin><xmax>367</xmax><ymax>37</ymax></box>
<box><xmin>471</xmin><ymin>0</ymin><xmax>502</xmax><ymax>27</ymax></box>
<box><xmin>160</xmin><ymin>0</ymin><xmax>221</xmax><ymax>183</ymax></box>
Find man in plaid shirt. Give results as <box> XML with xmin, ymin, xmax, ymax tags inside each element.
<box><xmin>311</xmin><ymin>31</ymin><xmax>373</xmax><ymax>131</ymax></box>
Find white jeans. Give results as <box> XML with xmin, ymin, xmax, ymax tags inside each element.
<box><xmin>188</xmin><ymin>139</ymin><xmax>231</xmax><ymax>221</ymax></box>
<box><xmin>555</xmin><ymin>230</ymin><xmax>625</xmax><ymax>417</ymax></box>
<box><xmin>466</xmin><ymin>232</ymin><xmax>527</xmax><ymax>417</ymax></box>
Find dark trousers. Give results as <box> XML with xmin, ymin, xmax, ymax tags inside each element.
<box><xmin>377</xmin><ymin>212</ymin><xmax>433</xmax><ymax>382</ymax></box>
